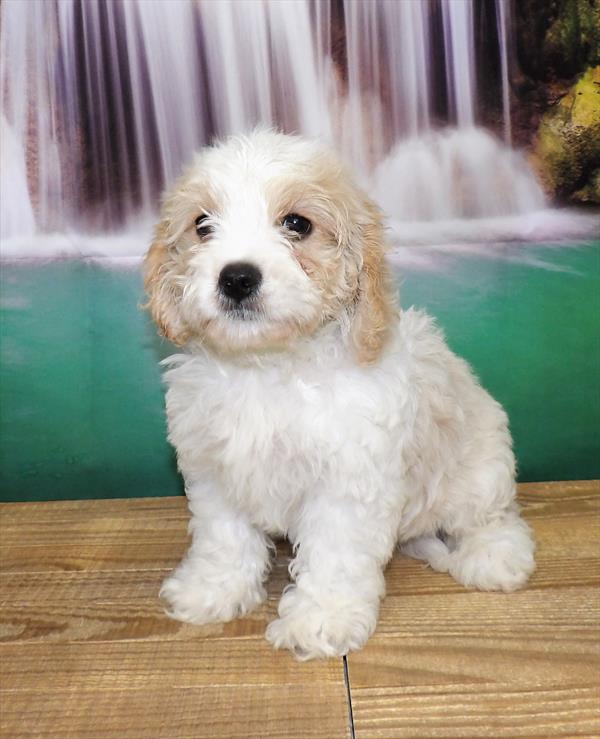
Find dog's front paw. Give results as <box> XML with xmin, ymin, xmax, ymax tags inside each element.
<box><xmin>265</xmin><ymin>586</ymin><xmax>377</xmax><ymax>659</ymax></box>
<box><xmin>160</xmin><ymin>561</ymin><xmax>266</xmax><ymax>625</ymax></box>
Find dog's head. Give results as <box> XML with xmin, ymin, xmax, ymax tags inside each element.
<box><xmin>144</xmin><ymin>130</ymin><xmax>395</xmax><ymax>363</ymax></box>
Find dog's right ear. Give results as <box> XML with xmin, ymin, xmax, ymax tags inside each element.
<box><xmin>143</xmin><ymin>221</ymin><xmax>189</xmax><ymax>346</ymax></box>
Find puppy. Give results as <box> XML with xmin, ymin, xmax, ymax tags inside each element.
<box><xmin>144</xmin><ymin>130</ymin><xmax>535</xmax><ymax>659</ymax></box>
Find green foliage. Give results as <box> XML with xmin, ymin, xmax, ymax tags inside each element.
<box><xmin>544</xmin><ymin>0</ymin><xmax>600</xmax><ymax>74</ymax></box>
<box><xmin>517</xmin><ymin>0</ymin><xmax>599</xmax><ymax>80</ymax></box>
<box><xmin>535</xmin><ymin>66</ymin><xmax>600</xmax><ymax>201</ymax></box>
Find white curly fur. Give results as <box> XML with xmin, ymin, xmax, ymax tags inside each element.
<box><xmin>145</xmin><ymin>131</ymin><xmax>535</xmax><ymax>660</ymax></box>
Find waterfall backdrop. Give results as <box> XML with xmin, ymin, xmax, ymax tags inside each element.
<box><xmin>5</xmin><ymin>0</ymin><xmax>599</xmax><ymax>248</ymax></box>
<box><xmin>1</xmin><ymin>0</ymin><xmax>599</xmax><ymax>500</ymax></box>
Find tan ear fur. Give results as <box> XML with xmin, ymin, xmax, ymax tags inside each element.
<box><xmin>143</xmin><ymin>222</ymin><xmax>189</xmax><ymax>346</ymax></box>
<box><xmin>350</xmin><ymin>199</ymin><xmax>396</xmax><ymax>364</ymax></box>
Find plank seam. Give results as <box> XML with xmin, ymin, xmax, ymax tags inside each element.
<box><xmin>343</xmin><ymin>655</ymin><xmax>356</xmax><ymax>739</ymax></box>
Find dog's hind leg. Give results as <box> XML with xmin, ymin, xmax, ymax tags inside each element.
<box><xmin>403</xmin><ymin>506</ymin><xmax>535</xmax><ymax>592</ymax></box>
<box><xmin>443</xmin><ymin>506</ymin><xmax>535</xmax><ymax>592</ymax></box>
<box><xmin>401</xmin><ymin>534</ymin><xmax>453</xmax><ymax>574</ymax></box>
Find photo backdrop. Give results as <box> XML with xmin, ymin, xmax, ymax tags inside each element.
<box><xmin>1</xmin><ymin>242</ymin><xmax>598</xmax><ymax>502</ymax></box>
<box><xmin>1</xmin><ymin>0</ymin><xmax>599</xmax><ymax>501</ymax></box>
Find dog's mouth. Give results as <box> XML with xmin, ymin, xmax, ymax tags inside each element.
<box><xmin>205</xmin><ymin>294</ymin><xmax>317</xmax><ymax>352</ymax></box>
<box><xmin>219</xmin><ymin>298</ymin><xmax>265</xmax><ymax>323</ymax></box>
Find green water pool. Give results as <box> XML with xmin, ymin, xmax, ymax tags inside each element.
<box><xmin>1</xmin><ymin>241</ymin><xmax>598</xmax><ymax>502</ymax></box>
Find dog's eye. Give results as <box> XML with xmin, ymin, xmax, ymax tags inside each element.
<box><xmin>282</xmin><ymin>213</ymin><xmax>312</xmax><ymax>238</ymax></box>
<box><xmin>195</xmin><ymin>214</ymin><xmax>213</xmax><ymax>238</ymax></box>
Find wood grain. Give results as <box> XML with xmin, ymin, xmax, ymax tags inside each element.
<box><xmin>347</xmin><ymin>479</ymin><xmax>600</xmax><ymax>738</ymax></box>
<box><xmin>1</xmin><ymin>482</ymin><xmax>599</xmax><ymax>738</ymax></box>
<box><xmin>0</xmin><ymin>499</ymin><xmax>348</xmax><ymax>738</ymax></box>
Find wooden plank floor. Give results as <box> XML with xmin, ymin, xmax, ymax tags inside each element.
<box><xmin>1</xmin><ymin>481</ymin><xmax>598</xmax><ymax>738</ymax></box>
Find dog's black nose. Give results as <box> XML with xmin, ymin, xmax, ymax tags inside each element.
<box><xmin>218</xmin><ymin>262</ymin><xmax>262</xmax><ymax>303</ymax></box>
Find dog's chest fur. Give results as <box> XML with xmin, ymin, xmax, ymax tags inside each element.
<box><xmin>161</xmin><ymin>310</ymin><xmax>488</xmax><ymax>536</ymax></box>
<box><xmin>162</xmin><ymin>322</ymin><xmax>415</xmax><ymax>529</ymax></box>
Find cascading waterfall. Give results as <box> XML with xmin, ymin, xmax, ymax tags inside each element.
<box><xmin>496</xmin><ymin>0</ymin><xmax>513</xmax><ymax>146</ymax></box>
<box><xmin>340</xmin><ymin>0</ymin><xmax>432</xmax><ymax>170</ymax></box>
<box><xmin>1</xmin><ymin>0</ymin><xmax>549</xmax><ymax>249</ymax></box>
<box><xmin>341</xmin><ymin>0</ymin><xmax>545</xmax><ymax>222</ymax></box>
<box><xmin>442</xmin><ymin>0</ymin><xmax>476</xmax><ymax>127</ymax></box>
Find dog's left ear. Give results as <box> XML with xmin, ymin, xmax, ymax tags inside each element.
<box><xmin>350</xmin><ymin>198</ymin><xmax>396</xmax><ymax>364</ymax></box>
